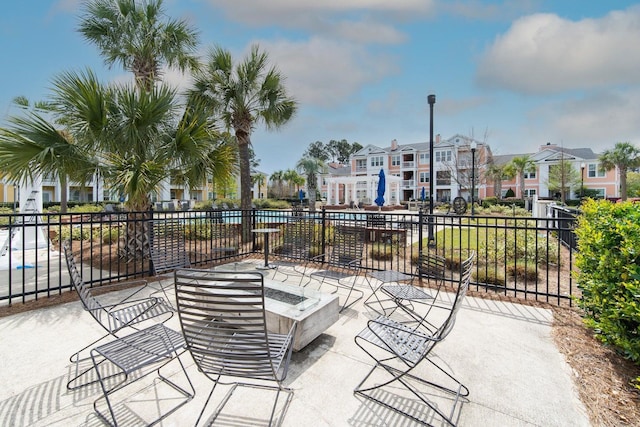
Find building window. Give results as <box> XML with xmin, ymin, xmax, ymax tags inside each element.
<box><xmin>370</xmin><ymin>156</ymin><xmax>383</xmax><ymax>167</ymax></box>
<box><xmin>525</xmin><ymin>189</ymin><xmax>537</xmax><ymax>197</ymax></box>
<box><xmin>419</xmin><ymin>172</ymin><xmax>429</xmax><ymax>183</ymax></box>
<box><xmin>588</xmin><ymin>163</ymin><xmax>606</xmax><ymax>178</ymax></box>
<box><xmin>419</xmin><ymin>152</ymin><xmax>429</xmax><ymax>164</ymax></box>
<box><xmin>436</xmin><ymin>170</ymin><xmax>451</xmax><ymax>185</ymax></box>
<box><xmin>435</xmin><ymin>150</ymin><xmax>451</xmax><ymax>163</ymax></box>
<box><xmin>391</xmin><ymin>155</ymin><xmax>400</xmax><ymax>166</ymax></box>
<box><xmin>356</xmin><ymin>159</ymin><xmax>367</xmax><ymax>170</ymax></box>
<box><xmin>524</xmin><ymin>171</ymin><xmax>537</xmax><ymax>179</ymax></box>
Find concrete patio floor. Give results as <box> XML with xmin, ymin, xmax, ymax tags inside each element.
<box><xmin>0</xmin><ymin>259</ymin><xmax>590</xmax><ymax>426</ymax></box>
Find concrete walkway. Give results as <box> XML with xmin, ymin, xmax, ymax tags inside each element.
<box><xmin>0</xmin><ymin>259</ymin><xmax>589</xmax><ymax>426</ymax></box>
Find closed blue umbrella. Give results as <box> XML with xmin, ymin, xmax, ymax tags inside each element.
<box><xmin>374</xmin><ymin>169</ymin><xmax>385</xmax><ymax>207</ymax></box>
<box><xmin>421</xmin><ymin>186</ymin><xmax>426</xmax><ymax>202</ymax></box>
<box><xmin>299</xmin><ymin>189</ymin><xmax>304</xmax><ymax>202</ymax></box>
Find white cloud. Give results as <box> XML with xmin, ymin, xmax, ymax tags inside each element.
<box><xmin>203</xmin><ymin>0</ymin><xmax>434</xmax><ymax>44</ymax></box>
<box><xmin>476</xmin><ymin>7</ymin><xmax>640</xmax><ymax>94</ymax></box>
<box><xmin>544</xmin><ymin>89</ymin><xmax>640</xmax><ymax>148</ymax></box>
<box><xmin>257</xmin><ymin>37</ymin><xmax>400</xmax><ymax>108</ymax></box>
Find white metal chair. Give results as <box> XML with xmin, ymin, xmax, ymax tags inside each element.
<box><xmin>174</xmin><ymin>268</ymin><xmax>297</xmax><ymax>426</ymax></box>
<box><xmin>354</xmin><ymin>252</ymin><xmax>475</xmax><ymax>426</ymax></box>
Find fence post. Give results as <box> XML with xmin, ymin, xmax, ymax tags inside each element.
<box><xmin>418</xmin><ymin>207</ymin><xmax>424</xmax><ymax>254</ymax></box>
<box><xmin>321</xmin><ymin>206</ymin><xmax>327</xmax><ymax>262</ymax></box>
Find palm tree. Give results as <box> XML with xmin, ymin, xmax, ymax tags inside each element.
<box><xmin>269</xmin><ymin>170</ymin><xmax>284</xmax><ymax>198</ymax></box>
<box><xmin>14</xmin><ymin>68</ymin><xmax>236</xmax><ymax>257</ymax></box>
<box><xmin>252</xmin><ymin>173</ymin><xmax>266</xmax><ymax>199</ymax></box>
<box><xmin>0</xmin><ymin>110</ymin><xmax>94</xmax><ymax>214</ymax></box>
<box><xmin>510</xmin><ymin>155</ymin><xmax>536</xmax><ymax>200</ymax></box>
<box><xmin>283</xmin><ymin>169</ymin><xmax>303</xmax><ymax>197</ymax></box>
<box><xmin>485</xmin><ymin>162</ymin><xmax>515</xmax><ymax>199</ymax></box>
<box><xmin>600</xmin><ymin>141</ymin><xmax>640</xmax><ymax>201</ymax></box>
<box><xmin>189</xmin><ymin>44</ymin><xmax>297</xmax><ymax>241</ymax></box>
<box><xmin>78</xmin><ymin>0</ymin><xmax>199</xmax><ymax>91</ymax></box>
<box><xmin>296</xmin><ymin>157</ymin><xmax>327</xmax><ymax>213</ymax></box>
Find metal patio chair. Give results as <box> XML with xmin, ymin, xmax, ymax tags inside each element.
<box><xmin>174</xmin><ymin>269</ymin><xmax>297</xmax><ymax>426</ymax></box>
<box><xmin>354</xmin><ymin>252</ymin><xmax>475</xmax><ymax>426</ymax></box>
<box><xmin>306</xmin><ymin>226</ymin><xmax>366</xmax><ymax>312</ymax></box>
<box><xmin>379</xmin><ymin>252</ymin><xmax>447</xmax><ymax>319</ymax></box>
<box><xmin>149</xmin><ymin>219</ymin><xmax>192</xmax><ymax>276</ymax></box>
<box><xmin>272</xmin><ymin>219</ymin><xmax>316</xmax><ymax>284</ymax></box>
<box><xmin>90</xmin><ymin>323</ymin><xmax>194</xmax><ymax>427</ymax></box>
<box><xmin>63</xmin><ymin>241</ymin><xmax>174</xmax><ymax>390</ymax></box>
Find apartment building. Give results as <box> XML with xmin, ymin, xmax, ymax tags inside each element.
<box><xmin>496</xmin><ymin>143</ymin><xmax>618</xmax><ymax>199</ymax></box>
<box><xmin>319</xmin><ymin>137</ymin><xmax>620</xmax><ymax>206</ymax></box>
<box><xmin>321</xmin><ymin>134</ymin><xmax>490</xmax><ymax>205</ymax></box>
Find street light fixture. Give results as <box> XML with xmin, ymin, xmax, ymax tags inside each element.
<box><xmin>580</xmin><ymin>162</ymin><xmax>585</xmax><ymax>200</ymax></box>
<box><xmin>470</xmin><ymin>141</ymin><xmax>477</xmax><ymax>216</ymax></box>
<box><xmin>427</xmin><ymin>94</ymin><xmax>436</xmax><ymax>246</ymax></box>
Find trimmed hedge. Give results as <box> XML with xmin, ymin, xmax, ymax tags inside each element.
<box><xmin>574</xmin><ymin>199</ymin><xmax>640</xmax><ymax>388</ymax></box>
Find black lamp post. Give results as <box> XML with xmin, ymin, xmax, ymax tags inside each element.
<box><xmin>427</xmin><ymin>94</ymin><xmax>436</xmax><ymax>246</ymax></box>
<box><xmin>580</xmin><ymin>162</ymin><xmax>585</xmax><ymax>200</ymax></box>
<box><xmin>470</xmin><ymin>141</ymin><xmax>477</xmax><ymax>216</ymax></box>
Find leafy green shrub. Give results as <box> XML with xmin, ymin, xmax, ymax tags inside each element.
<box><xmin>370</xmin><ymin>245</ymin><xmax>393</xmax><ymax>261</ymax></box>
<box><xmin>481</xmin><ymin>228</ymin><xmax>560</xmax><ymax>266</ymax></box>
<box><xmin>574</xmin><ymin>199</ymin><xmax>640</xmax><ymax>388</ymax></box>
<box><xmin>483</xmin><ymin>196</ymin><xmax>498</xmax><ymax>207</ymax></box>
<box><xmin>506</xmin><ymin>262</ymin><xmax>538</xmax><ymax>280</ymax></box>
<box><xmin>59</xmin><ymin>225</ymin><xmax>92</xmax><ymax>241</ymax></box>
<box><xmin>101</xmin><ymin>226</ymin><xmax>122</xmax><ymax>244</ymax></box>
<box><xmin>472</xmin><ymin>267</ymin><xmax>505</xmax><ymax>286</ymax></box>
<box><xmin>504</xmin><ymin>188</ymin><xmax>515</xmax><ymax>198</ymax></box>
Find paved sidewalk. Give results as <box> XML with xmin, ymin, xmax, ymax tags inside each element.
<box><xmin>0</xmin><ymin>260</ymin><xmax>589</xmax><ymax>426</ymax></box>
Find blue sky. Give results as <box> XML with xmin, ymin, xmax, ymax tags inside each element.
<box><xmin>2</xmin><ymin>0</ymin><xmax>640</xmax><ymax>175</ymax></box>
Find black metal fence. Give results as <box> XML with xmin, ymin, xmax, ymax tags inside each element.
<box><xmin>0</xmin><ymin>207</ymin><xmax>578</xmax><ymax>307</ymax></box>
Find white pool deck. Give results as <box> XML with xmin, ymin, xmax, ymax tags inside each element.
<box><xmin>0</xmin><ymin>259</ymin><xmax>590</xmax><ymax>426</ymax></box>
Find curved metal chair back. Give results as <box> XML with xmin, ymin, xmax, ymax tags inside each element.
<box><xmin>174</xmin><ymin>268</ymin><xmax>296</xmax><ymax>425</ymax></box>
<box><xmin>175</xmin><ymin>269</ymin><xmax>292</xmax><ymax>381</ymax></box>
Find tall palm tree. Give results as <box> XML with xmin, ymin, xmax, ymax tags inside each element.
<box><xmin>78</xmin><ymin>0</ymin><xmax>200</xmax><ymax>91</ymax></box>
<box><xmin>189</xmin><ymin>44</ymin><xmax>297</xmax><ymax>241</ymax></box>
<box><xmin>485</xmin><ymin>162</ymin><xmax>515</xmax><ymax>199</ymax></box>
<box><xmin>510</xmin><ymin>155</ymin><xmax>536</xmax><ymax>200</ymax></box>
<box><xmin>252</xmin><ymin>173</ymin><xmax>266</xmax><ymax>199</ymax></box>
<box><xmin>296</xmin><ymin>157</ymin><xmax>327</xmax><ymax>213</ymax></box>
<box><xmin>283</xmin><ymin>169</ymin><xmax>302</xmax><ymax>197</ymax></box>
<box><xmin>0</xmin><ymin>111</ymin><xmax>94</xmax><ymax>214</ymax></box>
<box><xmin>11</xmin><ymin>68</ymin><xmax>236</xmax><ymax>257</ymax></box>
<box><xmin>600</xmin><ymin>141</ymin><xmax>640</xmax><ymax>201</ymax></box>
<box><xmin>270</xmin><ymin>170</ymin><xmax>284</xmax><ymax>198</ymax></box>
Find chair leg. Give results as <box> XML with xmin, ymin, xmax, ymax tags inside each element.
<box><xmin>354</xmin><ymin>360</ymin><xmax>468</xmax><ymax>426</ymax></box>
<box><xmin>197</xmin><ymin>380</ymin><xmax>293</xmax><ymax>427</ymax></box>
<box><xmin>338</xmin><ymin>278</ymin><xmax>364</xmax><ymax>312</ymax></box>
<box><xmin>92</xmin><ymin>349</ymin><xmax>194</xmax><ymax>427</ymax></box>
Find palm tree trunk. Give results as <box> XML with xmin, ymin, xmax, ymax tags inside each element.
<box><xmin>60</xmin><ymin>175</ymin><xmax>68</xmax><ymax>214</ymax></box>
<box><xmin>620</xmin><ymin>167</ymin><xmax>628</xmax><ymax>201</ymax></box>
<box><xmin>236</xmin><ymin>130</ymin><xmax>252</xmax><ymax>243</ymax></box>
<box><xmin>309</xmin><ymin>186</ymin><xmax>317</xmax><ymax>213</ymax></box>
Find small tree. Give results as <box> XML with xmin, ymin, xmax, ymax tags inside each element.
<box><xmin>546</xmin><ymin>160</ymin><xmax>580</xmax><ymax>204</ymax></box>
<box><xmin>599</xmin><ymin>141</ymin><xmax>640</xmax><ymax>201</ymax></box>
<box><xmin>296</xmin><ymin>157</ymin><xmax>327</xmax><ymax>213</ymax></box>
<box><xmin>510</xmin><ymin>155</ymin><xmax>536</xmax><ymax>200</ymax></box>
